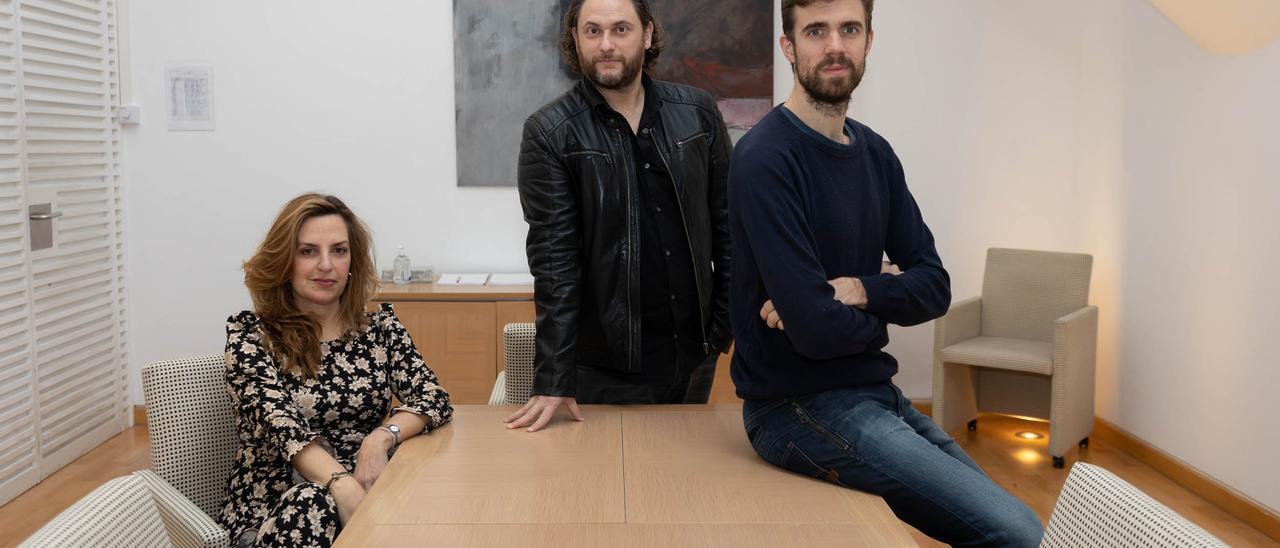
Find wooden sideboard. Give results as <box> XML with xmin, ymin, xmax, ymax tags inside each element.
<box><xmin>373</xmin><ymin>282</ymin><xmax>739</xmax><ymax>405</ymax></box>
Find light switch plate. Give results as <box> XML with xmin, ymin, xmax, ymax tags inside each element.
<box><xmin>118</xmin><ymin>105</ymin><xmax>141</xmax><ymax>126</ymax></box>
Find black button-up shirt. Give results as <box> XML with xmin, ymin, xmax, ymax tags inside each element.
<box><xmin>588</xmin><ymin>77</ymin><xmax>702</xmax><ymax>385</ymax></box>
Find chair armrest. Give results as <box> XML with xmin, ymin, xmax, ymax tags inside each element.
<box><xmin>1044</xmin><ymin>462</ymin><xmax>1227</xmax><ymax>547</ymax></box>
<box><xmin>489</xmin><ymin>370</ymin><xmax>508</xmax><ymax>405</ymax></box>
<box><xmin>934</xmin><ymin>296</ymin><xmax>982</xmax><ymax>352</ymax></box>
<box><xmin>19</xmin><ymin>475</ymin><xmax>165</xmax><ymax>548</ymax></box>
<box><xmin>1056</xmin><ymin>305</ymin><xmax>1098</xmax><ymax>325</ymax></box>
<box><xmin>1054</xmin><ymin>305</ymin><xmax>1099</xmax><ymax>365</ymax></box>
<box><xmin>1047</xmin><ymin>306</ymin><xmax>1099</xmax><ymax>455</ymax></box>
<box><xmin>134</xmin><ymin>469</ymin><xmax>230</xmax><ymax>548</ymax></box>
<box><xmin>1053</xmin><ymin>305</ymin><xmax>1099</xmax><ymax>377</ymax></box>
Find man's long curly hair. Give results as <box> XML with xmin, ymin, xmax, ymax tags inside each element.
<box><xmin>560</xmin><ymin>0</ymin><xmax>665</xmax><ymax>74</ymax></box>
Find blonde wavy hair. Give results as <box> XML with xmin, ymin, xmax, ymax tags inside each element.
<box><xmin>242</xmin><ymin>194</ymin><xmax>377</xmax><ymax>378</ymax></box>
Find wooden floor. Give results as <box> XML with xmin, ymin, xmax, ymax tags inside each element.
<box><xmin>1</xmin><ymin>414</ymin><xmax>1275</xmax><ymax>547</ymax></box>
<box><xmin>0</xmin><ymin>427</ymin><xmax>152</xmax><ymax>548</ymax></box>
<box><xmin>904</xmin><ymin>413</ymin><xmax>1278</xmax><ymax>547</ymax></box>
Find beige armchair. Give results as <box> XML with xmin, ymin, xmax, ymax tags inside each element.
<box><xmin>932</xmin><ymin>248</ymin><xmax>1097</xmax><ymax>468</ymax></box>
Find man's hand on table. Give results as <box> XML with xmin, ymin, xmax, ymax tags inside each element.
<box><xmin>503</xmin><ymin>395</ymin><xmax>585</xmax><ymax>432</ymax></box>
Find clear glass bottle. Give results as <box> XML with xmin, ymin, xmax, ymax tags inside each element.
<box><xmin>393</xmin><ymin>246</ymin><xmax>412</xmax><ymax>285</ymax></box>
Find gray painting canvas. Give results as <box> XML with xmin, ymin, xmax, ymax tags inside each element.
<box><xmin>453</xmin><ymin>0</ymin><xmax>772</xmax><ymax>187</ymax></box>
<box><xmin>454</xmin><ymin>1</ymin><xmax>573</xmax><ymax>187</ymax></box>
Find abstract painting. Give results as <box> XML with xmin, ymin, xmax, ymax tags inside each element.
<box><xmin>454</xmin><ymin>0</ymin><xmax>772</xmax><ymax>187</ymax></box>
<box><xmin>645</xmin><ymin>0</ymin><xmax>774</xmax><ymax>141</ymax></box>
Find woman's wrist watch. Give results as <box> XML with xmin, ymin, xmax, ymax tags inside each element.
<box><xmin>377</xmin><ymin>424</ymin><xmax>401</xmax><ymax>447</ymax></box>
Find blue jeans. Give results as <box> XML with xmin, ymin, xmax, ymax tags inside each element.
<box><xmin>743</xmin><ymin>383</ymin><xmax>1044</xmax><ymax>547</ymax></box>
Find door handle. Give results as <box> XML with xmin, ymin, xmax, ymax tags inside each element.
<box><xmin>29</xmin><ymin>211</ymin><xmax>63</xmax><ymax>221</ymax></box>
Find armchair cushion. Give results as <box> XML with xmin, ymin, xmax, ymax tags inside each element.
<box><xmin>941</xmin><ymin>336</ymin><xmax>1053</xmax><ymax>375</ymax></box>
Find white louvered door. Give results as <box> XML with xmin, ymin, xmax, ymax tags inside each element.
<box><xmin>20</xmin><ymin>0</ymin><xmax>127</xmax><ymax>476</ymax></box>
<box><xmin>0</xmin><ymin>0</ymin><xmax>127</xmax><ymax>505</ymax></box>
<box><xmin>0</xmin><ymin>0</ymin><xmax>38</xmax><ymax>507</ymax></box>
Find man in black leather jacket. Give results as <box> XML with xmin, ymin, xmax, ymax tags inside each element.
<box><xmin>505</xmin><ymin>0</ymin><xmax>732</xmax><ymax>432</ymax></box>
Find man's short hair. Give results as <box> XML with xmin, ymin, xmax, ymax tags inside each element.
<box><xmin>560</xmin><ymin>0</ymin><xmax>665</xmax><ymax>74</ymax></box>
<box><xmin>781</xmin><ymin>0</ymin><xmax>875</xmax><ymax>40</ymax></box>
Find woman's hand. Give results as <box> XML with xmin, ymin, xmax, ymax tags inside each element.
<box><xmin>353</xmin><ymin>429</ymin><xmax>395</xmax><ymax>490</ymax></box>
<box><xmin>329</xmin><ymin>475</ymin><xmax>366</xmax><ymax>526</ymax></box>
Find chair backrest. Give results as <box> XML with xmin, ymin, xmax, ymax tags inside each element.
<box><xmin>502</xmin><ymin>323</ymin><xmax>536</xmax><ymax>405</ymax></box>
<box><xmin>981</xmin><ymin>248</ymin><xmax>1092</xmax><ymax>342</ymax></box>
<box><xmin>20</xmin><ymin>473</ymin><xmax>169</xmax><ymax>548</ymax></box>
<box><xmin>142</xmin><ymin>354</ymin><xmax>238</xmax><ymax>521</ymax></box>
<box><xmin>1041</xmin><ymin>462</ymin><xmax>1226</xmax><ymax>547</ymax></box>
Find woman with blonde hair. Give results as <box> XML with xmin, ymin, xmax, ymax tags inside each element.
<box><xmin>220</xmin><ymin>193</ymin><xmax>451</xmax><ymax>546</ymax></box>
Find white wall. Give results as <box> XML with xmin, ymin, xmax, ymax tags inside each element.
<box><xmin>829</xmin><ymin>1</ymin><xmax>1122</xmax><ymax>398</ymax></box>
<box><xmin>1108</xmin><ymin>0</ymin><xmax>1280</xmax><ymax>511</ymax></box>
<box><xmin>122</xmin><ymin>1</ymin><xmax>529</xmax><ymax>403</ymax></box>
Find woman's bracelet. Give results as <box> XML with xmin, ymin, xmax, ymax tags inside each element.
<box><xmin>325</xmin><ymin>470</ymin><xmax>353</xmax><ymax>491</ymax></box>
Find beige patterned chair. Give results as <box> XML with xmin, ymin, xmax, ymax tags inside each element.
<box><xmin>142</xmin><ymin>355</ymin><xmax>238</xmax><ymax>525</ymax></box>
<box><xmin>20</xmin><ymin>469</ymin><xmax>227</xmax><ymax>548</ymax></box>
<box><xmin>1042</xmin><ymin>462</ymin><xmax>1226</xmax><ymax>547</ymax></box>
<box><xmin>933</xmin><ymin>248</ymin><xmax>1097</xmax><ymax>468</ymax></box>
<box><xmin>489</xmin><ymin>323</ymin><xmax>536</xmax><ymax>405</ymax></box>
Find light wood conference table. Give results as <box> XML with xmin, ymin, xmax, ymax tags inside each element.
<box><xmin>336</xmin><ymin>405</ymin><xmax>914</xmax><ymax>547</ymax></box>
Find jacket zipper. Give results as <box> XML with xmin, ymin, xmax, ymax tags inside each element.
<box><xmin>651</xmin><ymin>130</ymin><xmax>709</xmax><ymax>354</ymax></box>
<box><xmin>674</xmin><ymin>132</ymin><xmax>709</xmax><ymax>149</ymax></box>
<box><xmin>613</xmin><ymin>127</ymin><xmax>637</xmax><ymax>371</ymax></box>
<box><xmin>564</xmin><ymin>150</ymin><xmax>613</xmax><ymax>164</ymax></box>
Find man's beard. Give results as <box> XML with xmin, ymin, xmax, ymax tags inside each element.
<box><xmin>583</xmin><ymin>48</ymin><xmax>644</xmax><ymax>90</ymax></box>
<box><xmin>796</xmin><ymin>53</ymin><xmax>865</xmax><ymax>111</ymax></box>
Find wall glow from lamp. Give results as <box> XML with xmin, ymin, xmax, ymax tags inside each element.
<box><xmin>1149</xmin><ymin>0</ymin><xmax>1280</xmax><ymax>54</ymax></box>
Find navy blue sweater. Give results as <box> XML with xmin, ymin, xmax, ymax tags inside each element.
<box><xmin>728</xmin><ymin>107</ymin><xmax>950</xmax><ymax>400</ymax></box>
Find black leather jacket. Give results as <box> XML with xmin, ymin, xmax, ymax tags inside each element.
<box><xmin>517</xmin><ymin>76</ymin><xmax>732</xmax><ymax>397</ymax></box>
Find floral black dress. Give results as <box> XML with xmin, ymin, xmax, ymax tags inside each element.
<box><xmin>219</xmin><ymin>303</ymin><xmax>452</xmax><ymax>547</ymax></box>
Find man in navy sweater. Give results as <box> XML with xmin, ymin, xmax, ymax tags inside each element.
<box><xmin>729</xmin><ymin>1</ymin><xmax>1043</xmax><ymax>545</ymax></box>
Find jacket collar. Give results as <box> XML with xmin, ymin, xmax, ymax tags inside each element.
<box><xmin>578</xmin><ymin>73</ymin><xmax>663</xmax><ymax>120</ymax></box>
